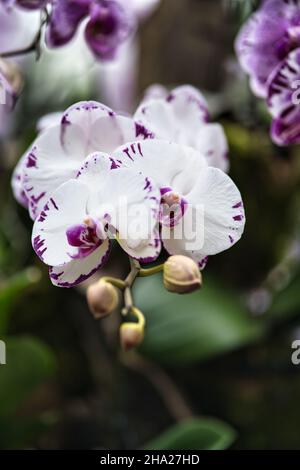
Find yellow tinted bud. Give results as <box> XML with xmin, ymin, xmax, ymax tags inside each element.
<box><xmin>120</xmin><ymin>323</ymin><xmax>144</xmax><ymax>351</ymax></box>
<box><xmin>163</xmin><ymin>255</ymin><xmax>202</xmax><ymax>294</ymax></box>
<box><xmin>87</xmin><ymin>280</ymin><xmax>118</xmax><ymax>319</ymax></box>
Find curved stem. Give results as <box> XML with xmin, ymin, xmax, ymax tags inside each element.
<box><xmin>131</xmin><ymin>306</ymin><xmax>146</xmax><ymax>329</ymax></box>
<box><xmin>101</xmin><ymin>276</ymin><xmax>126</xmax><ymax>290</ymax></box>
<box><xmin>122</xmin><ymin>286</ymin><xmax>134</xmax><ymax>316</ymax></box>
<box><xmin>1</xmin><ymin>11</ymin><xmax>47</xmax><ymax>60</ymax></box>
<box><xmin>139</xmin><ymin>264</ymin><xmax>164</xmax><ymax>277</ymax></box>
<box><xmin>121</xmin><ymin>354</ymin><xmax>193</xmax><ymax>423</ymax></box>
<box><xmin>125</xmin><ymin>258</ymin><xmax>140</xmax><ymax>286</ymax></box>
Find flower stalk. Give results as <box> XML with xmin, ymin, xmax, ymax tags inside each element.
<box><xmin>87</xmin><ymin>256</ymin><xmax>163</xmax><ymax>349</ymax></box>
<box><xmin>0</xmin><ymin>9</ymin><xmax>48</xmax><ymax>60</ymax></box>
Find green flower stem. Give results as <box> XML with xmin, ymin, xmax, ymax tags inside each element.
<box><xmin>104</xmin><ymin>259</ymin><xmax>164</xmax><ymax>318</ymax></box>
<box><xmin>122</xmin><ymin>286</ymin><xmax>134</xmax><ymax>316</ymax></box>
<box><xmin>139</xmin><ymin>264</ymin><xmax>164</xmax><ymax>277</ymax></box>
<box><xmin>122</xmin><ymin>258</ymin><xmax>141</xmax><ymax>316</ymax></box>
<box><xmin>131</xmin><ymin>307</ymin><xmax>146</xmax><ymax>329</ymax></box>
<box><xmin>101</xmin><ymin>277</ymin><xmax>126</xmax><ymax>290</ymax></box>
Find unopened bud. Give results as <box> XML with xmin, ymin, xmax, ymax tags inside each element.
<box><xmin>163</xmin><ymin>255</ymin><xmax>202</xmax><ymax>294</ymax></box>
<box><xmin>120</xmin><ymin>323</ymin><xmax>144</xmax><ymax>351</ymax></box>
<box><xmin>0</xmin><ymin>59</ymin><xmax>23</xmax><ymax>109</ymax></box>
<box><xmin>87</xmin><ymin>280</ymin><xmax>118</xmax><ymax>319</ymax></box>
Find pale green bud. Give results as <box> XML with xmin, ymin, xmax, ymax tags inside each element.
<box><xmin>163</xmin><ymin>255</ymin><xmax>202</xmax><ymax>294</ymax></box>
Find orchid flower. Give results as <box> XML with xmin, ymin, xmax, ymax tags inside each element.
<box><xmin>32</xmin><ymin>153</ymin><xmax>161</xmax><ymax>287</ymax></box>
<box><xmin>235</xmin><ymin>0</ymin><xmax>300</xmax><ymax>99</ymax></box>
<box><xmin>112</xmin><ymin>139</ymin><xmax>245</xmax><ymax>268</ymax></box>
<box><xmin>134</xmin><ymin>85</ymin><xmax>229</xmax><ymax>172</ymax></box>
<box><xmin>0</xmin><ymin>0</ymin><xmax>146</xmax><ymax>62</ymax></box>
<box><xmin>46</xmin><ymin>0</ymin><xmax>136</xmax><ymax>61</ymax></box>
<box><xmin>13</xmin><ymin>100</ymin><xmax>151</xmax><ymax>219</ymax></box>
<box><xmin>235</xmin><ymin>0</ymin><xmax>300</xmax><ymax>145</ymax></box>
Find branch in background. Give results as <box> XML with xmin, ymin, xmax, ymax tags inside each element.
<box><xmin>121</xmin><ymin>353</ymin><xmax>193</xmax><ymax>423</ymax></box>
<box><xmin>223</xmin><ymin>0</ymin><xmax>259</xmax><ymax>20</ymax></box>
<box><xmin>0</xmin><ymin>10</ymin><xmax>48</xmax><ymax>60</ymax></box>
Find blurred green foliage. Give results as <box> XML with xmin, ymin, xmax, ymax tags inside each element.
<box><xmin>136</xmin><ymin>275</ymin><xmax>264</xmax><ymax>364</ymax></box>
<box><xmin>145</xmin><ymin>418</ymin><xmax>236</xmax><ymax>450</ymax></box>
<box><xmin>0</xmin><ymin>336</ymin><xmax>56</xmax><ymax>417</ymax></box>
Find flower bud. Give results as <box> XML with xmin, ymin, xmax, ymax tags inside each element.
<box><xmin>87</xmin><ymin>279</ymin><xmax>118</xmax><ymax>319</ymax></box>
<box><xmin>120</xmin><ymin>323</ymin><xmax>144</xmax><ymax>351</ymax></box>
<box><xmin>0</xmin><ymin>59</ymin><xmax>23</xmax><ymax>110</ymax></box>
<box><xmin>163</xmin><ymin>255</ymin><xmax>202</xmax><ymax>294</ymax></box>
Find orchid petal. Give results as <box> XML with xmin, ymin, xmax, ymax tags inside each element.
<box><xmin>11</xmin><ymin>151</ymin><xmax>29</xmax><ymax>208</ymax></box>
<box><xmin>32</xmin><ymin>179</ymin><xmax>93</xmax><ymax>266</ymax></box>
<box><xmin>85</xmin><ymin>0</ymin><xmax>135</xmax><ymax>60</ymax></box>
<box><xmin>135</xmin><ymin>85</ymin><xmax>209</xmax><ymax>145</ymax></box>
<box><xmin>49</xmin><ymin>241</ymin><xmax>111</xmax><ymax>288</ymax></box>
<box><xmin>61</xmin><ymin>100</ymin><xmax>141</xmax><ymax>154</ymax></box>
<box><xmin>77</xmin><ymin>152</ymin><xmax>161</xmax><ymax>261</ymax></box>
<box><xmin>113</xmin><ymin>139</ymin><xmax>208</xmax><ymax>195</ymax></box>
<box><xmin>24</xmin><ymin>101</ymin><xmax>143</xmax><ymax>218</ymax></box>
<box><xmin>268</xmin><ymin>48</ymin><xmax>300</xmax><ymax>145</ymax></box>
<box><xmin>162</xmin><ymin>167</ymin><xmax>245</xmax><ymax>263</ymax></box>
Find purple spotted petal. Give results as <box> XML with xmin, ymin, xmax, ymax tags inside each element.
<box><xmin>49</xmin><ymin>240</ymin><xmax>111</xmax><ymax>288</ymax></box>
<box><xmin>85</xmin><ymin>0</ymin><xmax>135</xmax><ymax>60</ymax></box>
<box><xmin>11</xmin><ymin>152</ymin><xmax>29</xmax><ymax>208</ymax></box>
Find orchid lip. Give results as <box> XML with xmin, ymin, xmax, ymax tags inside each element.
<box><xmin>160</xmin><ymin>187</ymin><xmax>188</xmax><ymax>228</ymax></box>
<box><xmin>66</xmin><ymin>216</ymin><xmax>109</xmax><ymax>260</ymax></box>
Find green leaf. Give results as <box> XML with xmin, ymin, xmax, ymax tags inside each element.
<box><xmin>268</xmin><ymin>270</ymin><xmax>300</xmax><ymax>321</ymax></box>
<box><xmin>0</xmin><ymin>336</ymin><xmax>56</xmax><ymax>417</ymax></box>
<box><xmin>144</xmin><ymin>418</ymin><xmax>236</xmax><ymax>450</ymax></box>
<box><xmin>0</xmin><ymin>268</ymin><xmax>42</xmax><ymax>334</ymax></box>
<box><xmin>135</xmin><ymin>275</ymin><xmax>263</xmax><ymax>364</ymax></box>
<box><xmin>0</xmin><ymin>413</ymin><xmax>57</xmax><ymax>450</ymax></box>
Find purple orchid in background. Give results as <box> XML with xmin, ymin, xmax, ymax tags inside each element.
<box><xmin>235</xmin><ymin>0</ymin><xmax>300</xmax><ymax>145</ymax></box>
<box><xmin>235</xmin><ymin>0</ymin><xmax>300</xmax><ymax>99</ymax></box>
<box><xmin>0</xmin><ymin>0</ymin><xmax>151</xmax><ymax>62</ymax></box>
<box><xmin>268</xmin><ymin>48</ymin><xmax>300</xmax><ymax>145</ymax></box>
<box><xmin>46</xmin><ymin>0</ymin><xmax>136</xmax><ymax>60</ymax></box>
